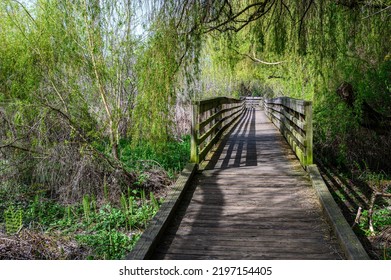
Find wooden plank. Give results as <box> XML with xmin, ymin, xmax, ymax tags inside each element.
<box><xmin>155</xmin><ymin>248</ymin><xmax>341</xmax><ymax>260</ymax></box>
<box><xmin>188</xmin><ymin>187</ymin><xmax>309</xmax><ymax>194</ymax></box>
<box><xmin>197</xmin><ymin>97</ymin><xmax>243</xmax><ymax>114</ymax></box>
<box><xmin>166</xmin><ymin>225</ymin><xmax>332</xmax><ymax>236</ymax></box>
<box><xmin>265</xmin><ymin>97</ymin><xmax>309</xmax><ymax>115</ymax></box>
<box><xmin>177</xmin><ymin>208</ymin><xmax>321</xmax><ymax>216</ymax></box>
<box><xmin>180</xmin><ymin>197</ymin><xmax>311</xmax><ymax>205</ymax></box>
<box><xmin>175</xmin><ymin>217</ymin><xmax>324</xmax><ymax>226</ymax></box>
<box><xmin>185</xmin><ymin>188</ymin><xmax>310</xmax><ymax>196</ymax></box>
<box><xmin>191</xmin><ymin>97</ymin><xmax>245</xmax><ymax>164</ymax></box>
<box><xmin>197</xmin><ymin>118</ymin><xmax>222</xmax><ymax>145</ymax></box>
<box><xmin>281</xmin><ymin>119</ymin><xmax>306</xmax><ymax>146</ymax></box>
<box><xmin>153</xmin><ymin>252</ymin><xmax>339</xmax><ymax>260</ymax></box>
<box><xmin>161</xmin><ymin>233</ymin><xmax>334</xmax><ymax>243</ymax></box>
<box><xmin>157</xmin><ymin>243</ymin><xmax>337</xmax><ymax>254</ymax></box>
<box><xmin>201</xmin><ymin>168</ymin><xmax>306</xmax><ymax>175</ymax></box>
<box><xmin>264</xmin><ymin>97</ymin><xmax>313</xmax><ymax>168</ymax></box>
<box><xmin>157</xmin><ymin>236</ymin><xmax>337</xmax><ymax>250</ymax></box>
<box><xmin>197</xmin><ymin>177</ymin><xmax>310</xmax><ymax>184</ymax></box>
<box><xmin>181</xmin><ymin>199</ymin><xmax>308</xmax><ymax>206</ymax></box>
<box><xmin>175</xmin><ymin>211</ymin><xmax>321</xmax><ymax>220</ymax></box>
<box><xmin>282</xmin><ymin>108</ymin><xmax>306</xmax><ymax>131</ymax></box>
<box><xmin>280</xmin><ymin>126</ymin><xmax>306</xmax><ymax>164</ymax></box>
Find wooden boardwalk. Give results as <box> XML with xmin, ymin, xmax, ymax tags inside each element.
<box><xmin>151</xmin><ymin>107</ymin><xmax>345</xmax><ymax>260</ymax></box>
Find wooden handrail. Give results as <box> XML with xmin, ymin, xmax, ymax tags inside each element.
<box><xmin>244</xmin><ymin>96</ymin><xmax>263</xmax><ymax>108</ymax></box>
<box><xmin>264</xmin><ymin>97</ymin><xmax>313</xmax><ymax>168</ymax></box>
<box><xmin>190</xmin><ymin>97</ymin><xmax>245</xmax><ymax>164</ymax></box>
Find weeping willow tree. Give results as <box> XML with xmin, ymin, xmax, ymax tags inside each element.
<box><xmin>191</xmin><ymin>0</ymin><xmax>390</xmax><ymax>172</ymax></box>
<box><xmin>0</xmin><ymin>0</ymin><xmax>139</xmax><ymax>200</ymax></box>
<box><xmin>132</xmin><ymin>22</ymin><xmax>179</xmax><ymax>146</ymax></box>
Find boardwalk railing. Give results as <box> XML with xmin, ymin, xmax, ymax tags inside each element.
<box><xmin>264</xmin><ymin>97</ymin><xmax>313</xmax><ymax>168</ymax></box>
<box><xmin>190</xmin><ymin>97</ymin><xmax>245</xmax><ymax>164</ymax></box>
<box><xmin>244</xmin><ymin>96</ymin><xmax>263</xmax><ymax>108</ymax></box>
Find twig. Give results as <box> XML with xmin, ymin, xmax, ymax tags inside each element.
<box><xmin>203</xmin><ymin>1</ymin><xmax>276</xmax><ymax>33</ymax></box>
<box><xmin>16</xmin><ymin>225</ymin><xmax>23</xmax><ymax>235</ymax></box>
<box><xmin>298</xmin><ymin>0</ymin><xmax>314</xmax><ymax>39</ymax></box>
<box><xmin>362</xmin><ymin>6</ymin><xmax>391</xmax><ymax>19</ymax></box>
<box><xmin>368</xmin><ymin>190</ymin><xmax>391</xmax><ymax>235</ymax></box>
<box><xmin>233</xmin><ymin>48</ymin><xmax>285</xmax><ymax>65</ymax></box>
<box><xmin>352</xmin><ymin>206</ymin><xmax>362</xmax><ymax>228</ymax></box>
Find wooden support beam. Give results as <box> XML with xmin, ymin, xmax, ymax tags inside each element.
<box><xmin>304</xmin><ymin>102</ymin><xmax>313</xmax><ymax>166</ymax></box>
<box><xmin>190</xmin><ymin>103</ymin><xmax>199</xmax><ymax>164</ymax></box>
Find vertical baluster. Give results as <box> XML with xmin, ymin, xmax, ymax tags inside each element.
<box><xmin>304</xmin><ymin>102</ymin><xmax>313</xmax><ymax>167</ymax></box>
<box><xmin>190</xmin><ymin>102</ymin><xmax>199</xmax><ymax>163</ymax></box>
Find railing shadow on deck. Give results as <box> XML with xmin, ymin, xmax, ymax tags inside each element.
<box><xmin>203</xmin><ymin>107</ymin><xmax>257</xmax><ymax>170</ymax></box>
<box><xmin>152</xmin><ymin>105</ymin><xmax>256</xmax><ymax>259</ymax></box>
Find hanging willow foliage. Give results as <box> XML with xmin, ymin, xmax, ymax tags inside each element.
<box><xmin>132</xmin><ymin>21</ymin><xmax>180</xmax><ymax>147</ymax></box>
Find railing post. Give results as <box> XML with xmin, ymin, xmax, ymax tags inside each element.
<box><xmin>304</xmin><ymin>102</ymin><xmax>313</xmax><ymax>167</ymax></box>
<box><xmin>190</xmin><ymin>102</ymin><xmax>199</xmax><ymax>164</ymax></box>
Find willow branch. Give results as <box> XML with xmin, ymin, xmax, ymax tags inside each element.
<box><xmin>203</xmin><ymin>1</ymin><xmax>275</xmax><ymax>33</ymax></box>
<box><xmin>248</xmin><ymin>55</ymin><xmax>286</xmax><ymax>65</ymax></box>
<box><xmin>362</xmin><ymin>6</ymin><xmax>391</xmax><ymax>19</ymax></box>
<box><xmin>298</xmin><ymin>0</ymin><xmax>314</xmax><ymax>39</ymax></box>
<box><xmin>10</xmin><ymin>0</ymin><xmax>37</xmax><ymax>25</ymax></box>
<box><xmin>281</xmin><ymin>0</ymin><xmax>294</xmax><ymax>20</ymax></box>
<box><xmin>232</xmin><ymin>48</ymin><xmax>285</xmax><ymax>65</ymax></box>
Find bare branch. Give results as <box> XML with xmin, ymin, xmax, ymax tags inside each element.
<box><xmin>203</xmin><ymin>1</ymin><xmax>276</xmax><ymax>33</ymax></box>
<box><xmin>43</xmin><ymin>103</ymin><xmax>135</xmax><ymax>181</ymax></box>
<box><xmin>0</xmin><ymin>144</ymin><xmax>47</xmax><ymax>155</ymax></box>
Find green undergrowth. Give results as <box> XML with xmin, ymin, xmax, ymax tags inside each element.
<box><xmin>320</xmin><ymin>162</ymin><xmax>391</xmax><ymax>259</ymax></box>
<box><xmin>359</xmin><ymin>208</ymin><xmax>391</xmax><ymax>236</ymax></box>
<box><xmin>120</xmin><ymin>135</ymin><xmax>191</xmax><ymax>178</ymax></box>
<box><xmin>359</xmin><ymin>208</ymin><xmax>391</xmax><ymax>260</ymax></box>
<box><xmin>0</xmin><ymin>136</ymin><xmax>190</xmax><ymax>259</ymax></box>
<box><xmin>1</xmin><ymin>189</ymin><xmax>161</xmax><ymax>259</ymax></box>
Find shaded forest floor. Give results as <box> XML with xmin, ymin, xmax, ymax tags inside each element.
<box><xmin>318</xmin><ymin>162</ymin><xmax>391</xmax><ymax>259</ymax></box>
<box><xmin>0</xmin><ymin>178</ymin><xmax>172</xmax><ymax>260</ymax></box>
<box><xmin>0</xmin><ymin>138</ymin><xmax>190</xmax><ymax>260</ymax></box>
